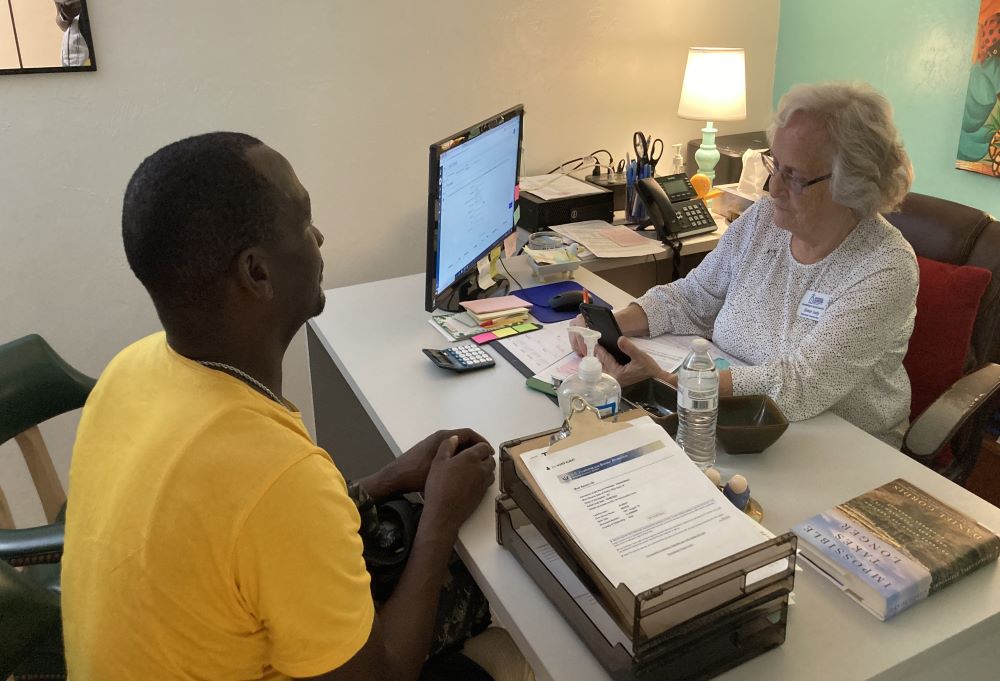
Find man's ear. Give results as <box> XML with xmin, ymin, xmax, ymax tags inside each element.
<box><xmin>234</xmin><ymin>248</ymin><xmax>275</xmax><ymax>302</ymax></box>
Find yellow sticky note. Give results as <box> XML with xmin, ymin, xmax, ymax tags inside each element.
<box><xmin>489</xmin><ymin>246</ymin><xmax>501</xmax><ymax>277</ymax></box>
<box><xmin>493</xmin><ymin>327</ymin><xmax>517</xmax><ymax>338</ymax></box>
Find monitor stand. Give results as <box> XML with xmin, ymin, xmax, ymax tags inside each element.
<box><xmin>437</xmin><ymin>271</ymin><xmax>510</xmax><ymax>313</ymax></box>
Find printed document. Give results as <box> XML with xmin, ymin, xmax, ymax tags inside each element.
<box><xmin>630</xmin><ymin>334</ymin><xmax>746</xmax><ymax>374</ymax></box>
<box><xmin>499</xmin><ymin>323</ymin><xmax>746</xmax><ymax>387</ymax></box>
<box><xmin>520</xmin><ymin>417</ymin><xmax>769</xmax><ymax>593</ymax></box>
<box><xmin>520</xmin><ymin>174</ymin><xmax>606</xmax><ymax>201</ymax></box>
<box><xmin>548</xmin><ymin>221</ymin><xmax>667</xmax><ymax>258</ymax></box>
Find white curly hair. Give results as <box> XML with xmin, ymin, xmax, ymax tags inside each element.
<box><xmin>768</xmin><ymin>82</ymin><xmax>913</xmax><ymax>218</ymax></box>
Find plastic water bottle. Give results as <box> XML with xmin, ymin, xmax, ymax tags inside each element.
<box><xmin>558</xmin><ymin>327</ymin><xmax>621</xmax><ymax>419</ymax></box>
<box><xmin>676</xmin><ymin>338</ymin><xmax>718</xmax><ymax>469</ymax></box>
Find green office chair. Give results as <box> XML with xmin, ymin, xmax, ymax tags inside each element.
<box><xmin>1</xmin><ymin>334</ymin><xmax>95</xmax><ymax>530</ymax></box>
<box><xmin>0</xmin><ymin>334</ymin><xmax>96</xmax><ymax>680</ymax></box>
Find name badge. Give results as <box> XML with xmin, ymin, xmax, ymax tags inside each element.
<box><xmin>798</xmin><ymin>290</ymin><xmax>830</xmax><ymax>322</ymax></box>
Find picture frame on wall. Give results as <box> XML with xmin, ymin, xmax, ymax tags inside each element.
<box><xmin>1</xmin><ymin>0</ymin><xmax>96</xmax><ymax>75</ymax></box>
<box><xmin>956</xmin><ymin>0</ymin><xmax>1000</xmax><ymax>178</ymax></box>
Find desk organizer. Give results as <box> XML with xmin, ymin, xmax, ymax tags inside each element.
<box><xmin>496</xmin><ymin>411</ymin><xmax>797</xmax><ymax>681</ymax></box>
<box><xmin>528</xmin><ymin>256</ymin><xmax>581</xmax><ymax>282</ymax></box>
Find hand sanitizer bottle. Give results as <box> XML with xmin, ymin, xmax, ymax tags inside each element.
<box><xmin>672</xmin><ymin>143</ymin><xmax>685</xmax><ymax>175</ymax></box>
<box><xmin>558</xmin><ymin>328</ymin><xmax>622</xmax><ymax>420</ymax></box>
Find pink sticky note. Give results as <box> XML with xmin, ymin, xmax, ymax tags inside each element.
<box><xmin>472</xmin><ymin>331</ymin><xmax>496</xmax><ymax>344</ymax></box>
<box><xmin>504</xmin><ymin>232</ymin><xmax>518</xmax><ymax>259</ymax></box>
<box><xmin>557</xmin><ymin>356</ymin><xmax>582</xmax><ymax>374</ymax></box>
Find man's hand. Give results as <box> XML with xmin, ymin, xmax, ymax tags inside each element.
<box><xmin>360</xmin><ymin>429</ymin><xmax>488</xmax><ymax>501</ymax></box>
<box><xmin>55</xmin><ymin>0</ymin><xmax>81</xmax><ymax>29</ymax></box>
<box><xmin>594</xmin><ymin>337</ymin><xmax>675</xmax><ymax>388</ymax></box>
<box><xmin>421</xmin><ymin>435</ymin><xmax>496</xmax><ymax>536</ymax></box>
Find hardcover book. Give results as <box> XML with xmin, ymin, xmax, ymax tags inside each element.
<box><xmin>792</xmin><ymin>478</ymin><xmax>1000</xmax><ymax>620</ymax></box>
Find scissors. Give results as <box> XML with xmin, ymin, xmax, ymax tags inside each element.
<box><xmin>633</xmin><ymin>131</ymin><xmax>664</xmax><ymax>174</ymax></box>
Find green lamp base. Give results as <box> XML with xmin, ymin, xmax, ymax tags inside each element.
<box><xmin>693</xmin><ymin>121</ymin><xmax>719</xmax><ymax>185</ymax></box>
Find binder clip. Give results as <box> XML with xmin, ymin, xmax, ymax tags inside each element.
<box><xmin>549</xmin><ymin>396</ymin><xmax>630</xmax><ymax>454</ymax></box>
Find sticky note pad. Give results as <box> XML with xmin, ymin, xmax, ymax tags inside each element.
<box><xmin>472</xmin><ymin>322</ymin><xmax>542</xmax><ymax>345</ymax></box>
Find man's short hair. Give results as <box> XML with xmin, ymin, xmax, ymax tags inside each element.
<box><xmin>122</xmin><ymin>132</ymin><xmax>279</xmax><ymax>309</ymax></box>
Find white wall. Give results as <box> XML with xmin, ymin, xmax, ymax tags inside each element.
<box><xmin>0</xmin><ymin>1</ymin><xmax>779</xmax><ymax>526</ymax></box>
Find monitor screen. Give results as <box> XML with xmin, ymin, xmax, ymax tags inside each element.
<box><xmin>425</xmin><ymin>105</ymin><xmax>523</xmax><ymax>311</ymax></box>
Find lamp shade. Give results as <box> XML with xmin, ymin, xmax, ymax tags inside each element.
<box><xmin>677</xmin><ymin>47</ymin><xmax>747</xmax><ymax>122</ymax></box>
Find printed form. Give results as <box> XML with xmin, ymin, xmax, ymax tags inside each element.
<box><xmin>521</xmin><ymin>417</ymin><xmax>771</xmax><ymax>593</ymax></box>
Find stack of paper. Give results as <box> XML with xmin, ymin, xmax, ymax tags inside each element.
<box><xmin>548</xmin><ymin>221</ymin><xmax>667</xmax><ymax>258</ymax></box>
<box><xmin>517</xmin><ymin>416</ymin><xmax>781</xmax><ymax>595</ymax></box>
<box><xmin>461</xmin><ymin>296</ymin><xmax>533</xmax><ymax>328</ymax></box>
<box><xmin>520</xmin><ymin>174</ymin><xmax>607</xmax><ymax>201</ymax></box>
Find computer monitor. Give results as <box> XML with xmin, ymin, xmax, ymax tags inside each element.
<box><xmin>425</xmin><ymin>104</ymin><xmax>524</xmax><ymax>312</ymax></box>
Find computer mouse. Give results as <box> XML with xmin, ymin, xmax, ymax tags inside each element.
<box><xmin>547</xmin><ymin>290</ymin><xmax>585</xmax><ymax>312</ymax></box>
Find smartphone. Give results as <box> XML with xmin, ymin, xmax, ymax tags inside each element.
<box><xmin>579</xmin><ymin>303</ymin><xmax>631</xmax><ymax>365</ymax></box>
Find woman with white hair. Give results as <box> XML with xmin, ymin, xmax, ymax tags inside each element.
<box><xmin>574</xmin><ymin>81</ymin><xmax>918</xmax><ymax>447</ymax></box>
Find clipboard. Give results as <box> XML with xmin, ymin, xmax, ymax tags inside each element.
<box><xmin>496</xmin><ymin>404</ymin><xmax>797</xmax><ymax>679</ymax></box>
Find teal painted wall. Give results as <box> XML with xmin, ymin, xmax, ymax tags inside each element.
<box><xmin>774</xmin><ymin>0</ymin><xmax>999</xmax><ymax>216</ymax></box>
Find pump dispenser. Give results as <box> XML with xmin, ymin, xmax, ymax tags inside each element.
<box><xmin>671</xmin><ymin>143</ymin><xmax>685</xmax><ymax>175</ymax></box>
<box><xmin>558</xmin><ymin>328</ymin><xmax>622</xmax><ymax>419</ymax></box>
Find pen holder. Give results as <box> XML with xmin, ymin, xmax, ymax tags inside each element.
<box><xmin>626</xmin><ymin>163</ymin><xmax>650</xmax><ymax>224</ymax></box>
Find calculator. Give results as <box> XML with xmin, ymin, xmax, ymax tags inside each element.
<box><xmin>423</xmin><ymin>343</ymin><xmax>496</xmax><ymax>372</ymax></box>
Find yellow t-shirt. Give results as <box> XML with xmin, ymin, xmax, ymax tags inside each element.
<box><xmin>62</xmin><ymin>333</ymin><xmax>374</xmax><ymax>680</ymax></box>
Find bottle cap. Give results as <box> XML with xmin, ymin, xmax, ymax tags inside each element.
<box><xmin>692</xmin><ymin>338</ymin><xmax>710</xmax><ymax>352</ymax></box>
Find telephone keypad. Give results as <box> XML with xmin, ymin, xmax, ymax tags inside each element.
<box><xmin>678</xmin><ymin>202</ymin><xmax>716</xmax><ymax>228</ymax></box>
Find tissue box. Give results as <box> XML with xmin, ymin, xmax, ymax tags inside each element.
<box><xmin>713</xmin><ymin>184</ymin><xmax>757</xmax><ymax>222</ymax></box>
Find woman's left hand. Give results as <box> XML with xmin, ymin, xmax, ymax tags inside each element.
<box><xmin>594</xmin><ymin>337</ymin><xmax>675</xmax><ymax>387</ymax></box>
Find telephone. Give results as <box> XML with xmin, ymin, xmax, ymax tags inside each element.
<box><xmin>655</xmin><ymin>173</ymin><xmax>697</xmax><ymax>202</ymax></box>
<box><xmin>635</xmin><ymin>177</ymin><xmax>717</xmax><ymax>241</ymax></box>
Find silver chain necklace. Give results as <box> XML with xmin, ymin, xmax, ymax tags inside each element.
<box><xmin>198</xmin><ymin>360</ymin><xmax>284</xmax><ymax>406</ymax></box>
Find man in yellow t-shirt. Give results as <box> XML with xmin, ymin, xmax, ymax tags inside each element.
<box><xmin>62</xmin><ymin>133</ymin><xmax>503</xmax><ymax>680</ymax></box>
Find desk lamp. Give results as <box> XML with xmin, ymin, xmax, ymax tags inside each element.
<box><xmin>677</xmin><ymin>47</ymin><xmax>747</xmax><ymax>185</ymax></box>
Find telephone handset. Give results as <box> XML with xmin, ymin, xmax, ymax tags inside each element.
<box><xmin>635</xmin><ymin>177</ymin><xmax>717</xmax><ymax>241</ymax></box>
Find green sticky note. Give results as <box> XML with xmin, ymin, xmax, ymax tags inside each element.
<box><xmin>513</xmin><ymin>323</ymin><xmax>538</xmax><ymax>332</ymax></box>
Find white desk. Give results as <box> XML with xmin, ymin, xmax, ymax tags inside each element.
<box><xmin>307</xmin><ymin>262</ymin><xmax>1000</xmax><ymax>681</ymax></box>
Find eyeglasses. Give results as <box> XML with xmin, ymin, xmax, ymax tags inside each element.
<box><xmin>760</xmin><ymin>152</ymin><xmax>832</xmax><ymax>195</ymax></box>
